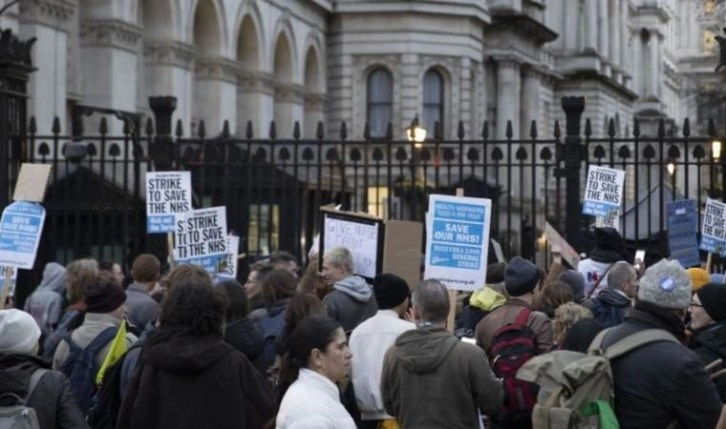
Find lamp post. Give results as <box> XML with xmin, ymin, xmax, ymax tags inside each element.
<box><xmin>406</xmin><ymin>115</ymin><xmax>427</xmax><ymax>148</ymax></box>
<box><xmin>406</xmin><ymin>116</ymin><xmax>427</xmax><ymax>220</ymax></box>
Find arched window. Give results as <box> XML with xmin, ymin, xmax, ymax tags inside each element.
<box><xmin>367</xmin><ymin>68</ymin><xmax>393</xmax><ymax>138</ymax></box>
<box><xmin>423</xmin><ymin>69</ymin><xmax>444</xmax><ymax>135</ymax></box>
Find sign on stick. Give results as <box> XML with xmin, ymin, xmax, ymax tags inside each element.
<box><xmin>216</xmin><ymin>235</ymin><xmax>240</xmax><ymax>281</ymax></box>
<box><xmin>146</xmin><ymin>171</ymin><xmax>192</xmax><ymax>233</ymax></box>
<box><xmin>174</xmin><ymin>207</ymin><xmax>228</xmax><ymax>272</ymax></box>
<box><xmin>0</xmin><ymin>201</ymin><xmax>46</xmax><ymax>269</ymax></box>
<box><xmin>667</xmin><ymin>200</ymin><xmax>700</xmax><ymax>268</ymax></box>
<box><xmin>583</xmin><ymin>166</ymin><xmax>625</xmax><ymax>218</ymax></box>
<box><xmin>320</xmin><ymin>212</ymin><xmax>383</xmax><ymax>279</ymax></box>
<box><xmin>701</xmin><ymin>198</ymin><xmax>726</xmax><ymax>255</ymax></box>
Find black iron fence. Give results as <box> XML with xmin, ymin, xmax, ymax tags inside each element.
<box><xmin>7</xmin><ymin>96</ymin><xmax>726</xmax><ymax>304</ymax></box>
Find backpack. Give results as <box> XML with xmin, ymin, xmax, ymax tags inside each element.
<box><xmin>517</xmin><ymin>329</ymin><xmax>679</xmax><ymax>429</ymax></box>
<box><xmin>0</xmin><ymin>369</ymin><xmax>48</xmax><ymax>429</ymax></box>
<box><xmin>60</xmin><ymin>326</ymin><xmax>118</xmax><ymax>414</ymax></box>
<box><xmin>490</xmin><ymin>308</ymin><xmax>540</xmax><ymax>427</ymax></box>
<box><xmin>88</xmin><ymin>343</ymin><xmax>144</xmax><ymax>429</ymax></box>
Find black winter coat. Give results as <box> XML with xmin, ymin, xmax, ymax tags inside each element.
<box><xmin>224</xmin><ymin>317</ymin><xmax>266</xmax><ymax>374</ymax></box>
<box><xmin>116</xmin><ymin>327</ymin><xmax>277</xmax><ymax>429</ymax></box>
<box><xmin>600</xmin><ymin>304</ymin><xmax>722</xmax><ymax>429</ymax></box>
<box><xmin>591</xmin><ymin>289</ymin><xmax>631</xmax><ymax>328</ymax></box>
<box><xmin>691</xmin><ymin>321</ymin><xmax>726</xmax><ymax>401</ymax></box>
<box><xmin>0</xmin><ymin>354</ymin><xmax>88</xmax><ymax>429</ymax></box>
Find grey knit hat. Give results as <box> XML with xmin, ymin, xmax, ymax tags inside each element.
<box><xmin>505</xmin><ymin>256</ymin><xmax>541</xmax><ymax>297</ymax></box>
<box><xmin>637</xmin><ymin>259</ymin><xmax>691</xmax><ymax>310</ymax></box>
<box><xmin>559</xmin><ymin>270</ymin><xmax>586</xmax><ymax>302</ymax></box>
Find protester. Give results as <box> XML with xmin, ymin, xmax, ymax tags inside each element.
<box><xmin>380</xmin><ymin>279</ymin><xmax>502</xmax><ymax>428</ymax></box>
<box><xmin>476</xmin><ymin>256</ymin><xmax>553</xmax><ymax>355</ymax></box>
<box><xmin>689</xmin><ymin>283</ymin><xmax>726</xmax><ymax>400</ymax></box>
<box><xmin>23</xmin><ymin>262</ymin><xmax>66</xmax><ymax>339</ymax></box>
<box><xmin>534</xmin><ymin>281</ymin><xmax>573</xmax><ymax>318</ymax></box>
<box><xmin>246</xmin><ymin>261</ymin><xmax>271</xmax><ymax>315</ymax></box>
<box><xmin>577</xmin><ymin>227</ymin><xmax>629</xmax><ymax>297</ymax></box>
<box><xmin>558</xmin><ymin>269</ymin><xmax>586</xmax><ymax>304</ymax></box>
<box><xmin>320</xmin><ymin>247</ymin><xmax>377</xmax><ymax>333</ymax></box>
<box><xmin>99</xmin><ymin>260</ymin><xmax>126</xmax><ymax>287</ymax></box>
<box><xmin>590</xmin><ymin>261</ymin><xmax>638</xmax><ymax>328</ymax></box>
<box><xmin>552</xmin><ymin>302</ymin><xmax>594</xmax><ymax>348</ymax></box>
<box><xmin>276</xmin><ymin>292</ymin><xmax>326</xmax><ymax>398</ymax></box>
<box><xmin>124</xmin><ymin>254</ymin><xmax>161</xmax><ymax>332</ymax></box>
<box><xmin>688</xmin><ymin>267</ymin><xmax>711</xmax><ymax>292</ymax></box>
<box><xmin>116</xmin><ymin>271</ymin><xmax>277</xmax><ymax>429</ymax></box>
<box><xmin>350</xmin><ymin>274</ymin><xmax>415</xmax><ymax>429</ymax></box>
<box><xmin>276</xmin><ymin>315</ymin><xmax>356</xmax><ymax>429</ymax></box>
<box><xmin>270</xmin><ymin>251</ymin><xmax>299</xmax><ymax>276</ymax></box>
<box><xmin>456</xmin><ymin>263</ymin><xmax>507</xmax><ymax>335</ymax></box>
<box><xmin>53</xmin><ymin>271</ymin><xmax>136</xmax><ymax>371</ymax></box>
<box><xmin>257</xmin><ymin>269</ymin><xmax>298</xmax><ymax>370</ymax></box>
<box><xmin>218</xmin><ymin>280</ymin><xmax>265</xmax><ymax>373</ymax></box>
<box><xmin>598</xmin><ymin>259</ymin><xmax>722</xmax><ymax>428</ymax></box>
<box><xmin>0</xmin><ymin>309</ymin><xmax>89</xmax><ymax>429</ymax></box>
<box><xmin>298</xmin><ymin>256</ymin><xmax>328</xmax><ymax>299</ymax></box>
<box><xmin>43</xmin><ymin>258</ymin><xmax>98</xmax><ymax>358</ymax></box>
<box><xmin>561</xmin><ymin>317</ymin><xmax>604</xmax><ymax>353</ymax></box>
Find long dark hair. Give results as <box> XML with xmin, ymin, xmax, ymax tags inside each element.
<box><xmin>218</xmin><ymin>280</ymin><xmax>249</xmax><ymax>321</ymax></box>
<box><xmin>279</xmin><ymin>316</ymin><xmax>341</xmax><ymax>391</ymax></box>
<box><xmin>260</xmin><ymin>269</ymin><xmax>298</xmax><ymax>307</ymax></box>
<box><xmin>159</xmin><ymin>278</ymin><xmax>228</xmax><ymax>336</ymax></box>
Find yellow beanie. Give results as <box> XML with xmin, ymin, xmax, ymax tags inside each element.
<box><xmin>687</xmin><ymin>268</ymin><xmax>710</xmax><ymax>291</ymax></box>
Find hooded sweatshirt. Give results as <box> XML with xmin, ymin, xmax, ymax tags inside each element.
<box><xmin>323</xmin><ymin>275</ymin><xmax>378</xmax><ymax>333</ymax></box>
<box><xmin>381</xmin><ymin>327</ymin><xmax>503</xmax><ymax>429</ymax></box>
<box><xmin>24</xmin><ymin>263</ymin><xmax>67</xmax><ymax>337</ymax></box>
<box><xmin>116</xmin><ymin>328</ymin><xmax>277</xmax><ymax>429</ymax></box>
<box><xmin>578</xmin><ymin>228</ymin><xmax>628</xmax><ymax>297</ymax></box>
<box><xmin>591</xmin><ymin>288</ymin><xmax>632</xmax><ymax>328</ymax></box>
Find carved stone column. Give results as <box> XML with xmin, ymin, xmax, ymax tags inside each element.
<box><xmin>144</xmin><ymin>41</ymin><xmax>196</xmax><ymax>129</ymax></box>
<box><xmin>194</xmin><ymin>57</ymin><xmax>238</xmax><ymax>134</ymax></box>
<box><xmin>237</xmin><ymin>70</ymin><xmax>274</xmax><ymax>137</ymax></box>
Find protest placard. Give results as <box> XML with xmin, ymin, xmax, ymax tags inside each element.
<box><xmin>174</xmin><ymin>207</ymin><xmax>228</xmax><ymax>272</ymax></box>
<box><xmin>216</xmin><ymin>235</ymin><xmax>240</xmax><ymax>280</ymax></box>
<box><xmin>667</xmin><ymin>200</ymin><xmax>700</xmax><ymax>268</ymax></box>
<box><xmin>701</xmin><ymin>198</ymin><xmax>726</xmax><ymax>255</ymax></box>
<box><xmin>146</xmin><ymin>171</ymin><xmax>192</xmax><ymax>234</ymax></box>
<box><xmin>544</xmin><ymin>221</ymin><xmax>581</xmax><ymax>267</ymax></box>
<box><xmin>320</xmin><ymin>211</ymin><xmax>383</xmax><ymax>279</ymax></box>
<box><xmin>582</xmin><ymin>166</ymin><xmax>625</xmax><ymax>218</ymax></box>
<box><xmin>0</xmin><ymin>201</ymin><xmax>46</xmax><ymax>269</ymax></box>
<box><xmin>425</xmin><ymin>194</ymin><xmax>492</xmax><ymax>292</ymax></box>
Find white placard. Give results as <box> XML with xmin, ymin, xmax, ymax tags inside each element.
<box><xmin>322</xmin><ymin>215</ymin><xmax>380</xmax><ymax>279</ymax></box>
<box><xmin>701</xmin><ymin>198</ymin><xmax>726</xmax><ymax>255</ymax></box>
<box><xmin>216</xmin><ymin>235</ymin><xmax>240</xmax><ymax>280</ymax></box>
<box><xmin>174</xmin><ymin>207</ymin><xmax>228</xmax><ymax>272</ymax></box>
<box><xmin>0</xmin><ymin>201</ymin><xmax>46</xmax><ymax>269</ymax></box>
<box><xmin>582</xmin><ymin>166</ymin><xmax>625</xmax><ymax>218</ymax></box>
<box><xmin>425</xmin><ymin>194</ymin><xmax>492</xmax><ymax>292</ymax></box>
<box><xmin>146</xmin><ymin>171</ymin><xmax>192</xmax><ymax>234</ymax></box>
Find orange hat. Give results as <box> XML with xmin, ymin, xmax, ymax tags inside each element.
<box><xmin>687</xmin><ymin>268</ymin><xmax>710</xmax><ymax>292</ymax></box>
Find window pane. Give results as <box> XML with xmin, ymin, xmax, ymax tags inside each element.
<box><xmin>367</xmin><ymin>68</ymin><xmax>393</xmax><ymax>138</ymax></box>
<box><xmin>423</xmin><ymin>70</ymin><xmax>443</xmax><ymax>133</ymax></box>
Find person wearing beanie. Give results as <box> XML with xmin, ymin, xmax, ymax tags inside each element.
<box><xmin>349</xmin><ymin>273</ymin><xmax>415</xmax><ymax>428</ymax></box>
<box><xmin>456</xmin><ymin>263</ymin><xmax>508</xmax><ymax>334</ymax></box>
<box><xmin>52</xmin><ymin>271</ymin><xmax>137</xmax><ymax>371</ymax></box>
<box><xmin>559</xmin><ymin>269</ymin><xmax>586</xmax><ymax>303</ymax></box>
<box><xmin>0</xmin><ymin>309</ymin><xmax>88</xmax><ymax>429</ymax></box>
<box><xmin>688</xmin><ymin>268</ymin><xmax>711</xmax><ymax>292</ymax></box>
<box><xmin>597</xmin><ymin>259</ymin><xmax>722</xmax><ymax>429</ymax></box>
<box><xmin>689</xmin><ymin>283</ymin><xmax>726</xmax><ymax>400</ymax></box>
<box><xmin>475</xmin><ymin>256</ymin><xmax>554</xmax><ymax>356</ymax></box>
<box><xmin>577</xmin><ymin>227</ymin><xmax>629</xmax><ymax>297</ymax></box>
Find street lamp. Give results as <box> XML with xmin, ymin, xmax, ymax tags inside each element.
<box><xmin>667</xmin><ymin>162</ymin><xmax>676</xmax><ymax>176</ymax></box>
<box><xmin>406</xmin><ymin>115</ymin><xmax>427</xmax><ymax>148</ymax></box>
<box><xmin>713</xmin><ymin>140</ymin><xmax>722</xmax><ymax>161</ymax></box>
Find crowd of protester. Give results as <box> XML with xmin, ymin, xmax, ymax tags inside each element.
<box><xmin>3</xmin><ymin>229</ymin><xmax>726</xmax><ymax>428</ymax></box>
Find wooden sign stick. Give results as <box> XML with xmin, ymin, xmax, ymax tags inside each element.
<box><xmin>707</xmin><ymin>252</ymin><xmax>713</xmax><ymax>274</ymax></box>
<box><xmin>0</xmin><ymin>267</ymin><xmax>14</xmax><ymax>310</ymax></box>
<box><xmin>167</xmin><ymin>232</ymin><xmax>175</xmax><ymax>269</ymax></box>
<box><xmin>446</xmin><ymin>188</ymin><xmax>465</xmax><ymax>333</ymax></box>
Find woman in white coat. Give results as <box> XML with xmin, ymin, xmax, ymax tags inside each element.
<box><xmin>276</xmin><ymin>315</ymin><xmax>356</xmax><ymax>429</ymax></box>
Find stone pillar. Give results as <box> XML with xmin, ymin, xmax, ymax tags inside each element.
<box><xmin>273</xmin><ymin>84</ymin><xmax>304</xmax><ymax>138</ymax></box>
<box><xmin>144</xmin><ymin>41</ymin><xmax>196</xmax><ymax>133</ymax></box>
<box><xmin>598</xmin><ymin>0</ymin><xmax>609</xmax><ymax>60</ymax></box>
<box><xmin>303</xmin><ymin>93</ymin><xmax>325</xmax><ymax>138</ymax></box>
<box><xmin>633</xmin><ymin>33</ymin><xmax>642</xmax><ymax>94</ymax></box>
<box><xmin>649</xmin><ymin>33</ymin><xmax>660</xmax><ymax>99</ymax></box>
<box><xmin>610</xmin><ymin>0</ymin><xmax>620</xmax><ymax>68</ymax></box>
<box><xmin>496</xmin><ymin>59</ymin><xmax>520</xmax><ymax>140</ymax></box>
<box><xmin>19</xmin><ymin>0</ymin><xmax>74</xmax><ymax>135</ymax></box>
<box><xmin>585</xmin><ymin>0</ymin><xmax>598</xmax><ymax>51</ymax></box>
<box><xmin>194</xmin><ymin>58</ymin><xmax>238</xmax><ymax>134</ymax></box>
<box><xmin>520</xmin><ymin>67</ymin><xmax>540</xmax><ymax>140</ymax></box>
<box><xmin>620</xmin><ymin>0</ymin><xmax>627</xmax><ymax>70</ymax></box>
<box><xmin>564</xmin><ymin>2</ymin><xmax>578</xmax><ymax>51</ymax></box>
<box><xmin>237</xmin><ymin>72</ymin><xmax>274</xmax><ymax>137</ymax></box>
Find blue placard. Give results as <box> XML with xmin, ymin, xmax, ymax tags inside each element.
<box><xmin>0</xmin><ymin>201</ymin><xmax>46</xmax><ymax>269</ymax></box>
<box><xmin>667</xmin><ymin>200</ymin><xmax>700</xmax><ymax>268</ymax></box>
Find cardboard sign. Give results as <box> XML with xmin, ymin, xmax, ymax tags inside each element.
<box><xmin>583</xmin><ymin>166</ymin><xmax>625</xmax><ymax>218</ymax></box>
<box><xmin>544</xmin><ymin>222</ymin><xmax>581</xmax><ymax>267</ymax></box>
<box><xmin>13</xmin><ymin>164</ymin><xmax>52</xmax><ymax>203</ymax></box>
<box><xmin>0</xmin><ymin>201</ymin><xmax>46</xmax><ymax>269</ymax></box>
<box><xmin>174</xmin><ymin>207</ymin><xmax>228</xmax><ymax>272</ymax></box>
<box><xmin>491</xmin><ymin>238</ymin><xmax>505</xmax><ymax>263</ymax></box>
<box><xmin>146</xmin><ymin>171</ymin><xmax>193</xmax><ymax>233</ymax></box>
<box><xmin>701</xmin><ymin>198</ymin><xmax>726</xmax><ymax>255</ymax></box>
<box><xmin>321</xmin><ymin>212</ymin><xmax>383</xmax><ymax>279</ymax></box>
<box><xmin>667</xmin><ymin>200</ymin><xmax>700</xmax><ymax>268</ymax></box>
<box><xmin>0</xmin><ymin>266</ymin><xmax>17</xmax><ymax>297</ymax></box>
<box><xmin>425</xmin><ymin>194</ymin><xmax>492</xmax><ymax>292</ymax></box>
<box><xmin>216</xmin><ymin>235</ymin><xmax>240</xmax><ymax>280</ymax></box>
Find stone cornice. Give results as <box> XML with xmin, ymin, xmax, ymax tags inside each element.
<box><xmin>275</xmin><ymin>83</ymin><xmax>305</xmax><ymax>104</ymax></box>
<box><xmin>144</xmin><ymin>41</ymin><xmax>196</xmax><ymax>70</ymax></box>
<box><xmin>81</xmin><ymin>19</ymin><xmax>143</xmax><ymax>53</ymax></box>
<box><xmin>237</xmin><ymin>70</ymin><xmax>276</xmax><ymax>95</ymax></box>
<box><xmin>304</xmin><ymin>92</ymin><xmax>326</xmax><ymax>110</ymax></box>
<box><xmin>489</xmin><ymin>10</ymin><xmax>558</xmax><ymax>45</ymax></box>
<box><xmin>195</xmin><ymin>57</ymin><xmax>239</xmax><ymax>84</ymax></box>
<box><xmin>19</xmin><ymin>0</ymin><xmax>74</xmax><ymax>32</ymax></box>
